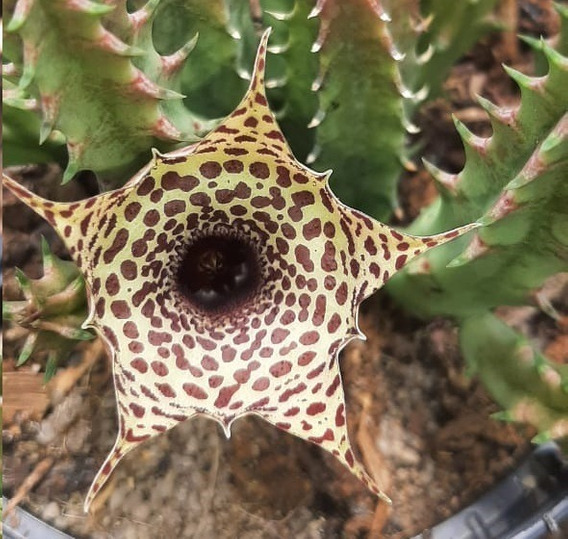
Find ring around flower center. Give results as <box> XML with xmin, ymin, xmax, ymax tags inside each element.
<box><xmin>177</xmin><ymin>235</ymin><xmax>261</xmax><ymax>312</ymax></box>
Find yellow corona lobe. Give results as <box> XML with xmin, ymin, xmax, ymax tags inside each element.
<box><xmin>3</xmin><ymin>29</ymin><xmax>478</xmax><ymax>511</ymax></box>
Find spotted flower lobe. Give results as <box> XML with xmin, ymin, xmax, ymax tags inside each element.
<box><xmin>3</xmin><ymin>29</ymin><xmax>478</xmax><ymax>511</ymax></box>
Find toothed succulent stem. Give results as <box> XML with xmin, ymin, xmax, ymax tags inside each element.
<box><xmin>461</xmin><ymin>313</ymin><xmax>568</xmax><ymax>441</ymax></box>
<box><xmin>4</xmin><ymin>238</ymin><xmax>94</xmax><ymax>380</ymax></box>
<box><xmin>6</xmin><ymin>0</ymin><xmax>206</xmax><ymax>188</ymax></box>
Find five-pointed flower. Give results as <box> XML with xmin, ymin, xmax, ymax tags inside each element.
<box><xmin>3</xmin><ymin>29</ymin><xmax>478</xmax><ymax>511</ymax></box>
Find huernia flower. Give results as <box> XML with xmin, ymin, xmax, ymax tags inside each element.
<box><xmin>3</xmin><ymin>29</ymin><xmax>478</xmax><ymax>511</ymax></box>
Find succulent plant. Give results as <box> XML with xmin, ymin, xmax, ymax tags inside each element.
<box><xmin>3</xmin><ymin>238</ymin><xmax>94</xmax><ymax>380</ymax></box>
<box><xmin>3</xmin><ymin>0</ymin><xmax>567</xmax><ymax>513</ymax></box>
<box><xmin>386</xmin><ymin>6</ymin><xmax>568</xmax><ymax>440</ymax></box>
<box><xmin>3</xmin><ymin>27</ymin><xmax>477</xmax><ymax>509</ymax></box>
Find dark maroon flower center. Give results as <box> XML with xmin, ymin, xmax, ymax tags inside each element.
<box><xmin>177</xmin><ymin>235</ymin><xmax>260</xmax><ymax>312</ymax></box>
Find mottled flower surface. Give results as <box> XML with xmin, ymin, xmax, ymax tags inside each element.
<box><xmin>4</xmin><ymin>30</ymin><xmax>477</xmax><ymax>511</ymax></box>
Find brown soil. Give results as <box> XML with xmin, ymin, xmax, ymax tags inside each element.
<box><xmin>2</xmin><ymin>2</ymin><xmax>566</xmax><ymax>538</ymax></box>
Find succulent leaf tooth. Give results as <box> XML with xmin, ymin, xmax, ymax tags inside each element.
<box><xmin>447</xmin><ymin>233</ymin><xmax>489</xmax><ymax>267</ymax></box>
<box><xmin>308</xmin><ymin>3</ymin><xmax>323</xmax><ymax>19</ymax></box>
<box><xmin>265</xmin><ymin>10</ymin><xmax>293</xmax><ymax>22</ymax></box>
<box><xmin>475</xmin><ymin>94</ymin><xmax>517</xmax><ymax>128</ymax></box>
<box><xmin>96</xmin><ymin>27</ymin><xmax>143</xmax><ymax>57</ymax></box>
<box><xmin>152</xmin><ymin>115</ymin><xmax>185</xmax><ymax>141</ymax></box>
<box><xmin>423</xmin><ymin>159</ymin><xmax>458</xmax><ymax>196</ymax></box>
<box><xmin>307</xmin><ymin>108</ymin><xmax>326</xmax><ymax>129</ymax></box>
<box><xmin>503</xmin><ymin>64</ymin><xmax>545</xmax><ymax>93</ymax></box>
<box><xmin>18</xmin><ymin>54</ymin><xmax>36</xmax><ymax>90</ymax></box>
<box><xmin>15</xmin><ymin>268</ymin><xmax>32</xmax><ymax>297</ymax></box>
<box><xmin>490</xmin><ymin>410</ymin><xmax>514</xmax><ymax>422</ymax></box>
<box><xmin>416</xmin><ymin>43</ymin><xmax>435</xmax><ymax>64</ymax></box>
<box><xmin>478</xmin><ymin>190</ymin><xmax>520</xmax><ymax>226</ymax></box>
<box><xmin>65</xmin><ymin>0</ymin><xmax>114</xmax><ymax>16</ymax></box>
<box><xmin>160</xmin><ymin>34</ymin><xmax>199</xmax><ymax>78</ymax></box>
<box><xmin>3</xmin><ymin>63</ymin><xmax>19</xmax><ymax>78</ymax></box>
<box><xmin>305</xmin><ymin>143</ymin><xmax>322</xmax><ymax>164</ymax></box>
<box><xmin>452</xmin><ymin>116</ymin><xmax>489</xmax><ymax>155</ymax></box>
<box><xmin>402</xmin><ymin>115</ymin><xmax>420</xmax><ymax>134</ymax></box>
<box><xmin>128</xmin><ymin>0</ymin><xmax>160</xmax><ymax>31</ymax></box>
<box><xmin>129</xmin><ymin>69</ymin><xmax>185</xmax><ymax>100</ymax></box>
<box><xmin>7</xmin><ymin>0</ymin><xmax>34</xmax><ymax>32</ymax></box>
<box><xmin>17</xmin><ymin>333</ymin><xmax>38</xmax><ymax>367</ymax></box>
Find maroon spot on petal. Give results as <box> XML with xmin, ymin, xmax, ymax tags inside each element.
<box><xmin>208</xmin><ymin>376</ymin><xmax>223</xmax><ymax>388</ymax></box>
<box><xmin>397</xmin><ymin>242</ymin><xmax>409</xmax><ymax>251</ymax></box>
<box><xmin>128</xmin><ymin>341</ymin><xmax>144</xmax><ymax>353</ymax></box>
<box><xmin>249</xmin><ymin>162</ymin><xmax>270</xmax><ymax>179</ymax></box>
<box><xmin>364</xmin><ymin>236</ymin><xmax>377</xmax><ymax>255</ymax></box>
<box><xmin>309</xmin><ymin>429</ymin><xmax>335</xmax><ymax>444</ymax></box>
<box><xmin>252</xmin><ymin>377</ymin><xmax>270</xmax><ymax>391</ymax></box>
<box><xmin>110</xmin><ymin>300</ymin><xmax>131</xmax><ymax>319</ymax></box>
<box><xmin>307</xmin><ymin>402</ymin><xmax>326</xmax><ymax>415</ymax></box>
<box><xmin>323</xmin><ymin>222</ymin><xmax>335</xmax><ymax>238</ymax></box>
<box><xmin>276</xmin><ymin>166</ymin><xmax>291</xmax><ymax>188</ymax></box>
<box><xmin>200</xmin><ymin>161</ymin><xmax>222</xmax><ymax>179</ymax></box>
<box><xmin>300</xmin><ymin>331</ymin><xmax>319</xmax><ymax>345</ymax></box>
<box><xmin>233</xmin><ymin>369</ymin><xmax>250</xmax><ymax>384</ymax></box>
<box><xmin>183</xmin><ymin>383</ymin><xmax>208</xmax><ymax>399</ymax></box>
<box><xmin>284</xmin><ymin>407</ymin><xmax>300</xmax><ymax>417</ymax></box>
<box><xmin>151</xmin><ymin>361</ymin><xmax>169</xmax><ymax>377</ymax></box>
<box><xmin>369</xmin><ymin>262</ymin><xmax>381</xmax><ymax>279</ymax></box>
<box><xmin>129</xmin><ymin>403</ymin><xmax>145</xmax><ymax>418</ymax></box>
<box><xmin>155</xmin><ymin>383</ymin><xmax>176</xmax><ymax>398</ymax></box>
<box><xmin>244</xmin><ymin>116</ymin><xmax>258</xmax><ymax>128</ymax></box>
<box><xmin>293</xmin><ymin>172</ymin><xmax>308</xmax><ymax>184</ymax></box>
<box><xmin>313</xmin><ymin>295</ymin><xmax>326</xmax><ymax>327</ymax></box>
<box><xmin>197</xmin><ymin>337</ymin><xmax>216</xmax><ymax>351</ymax></box>
<box><xmin>189</xmin><ymin>192</ymin><xmax>211</xmax><ymax>207</ymax></box>
<box><xmin>125</xmin><ymin>429</ymin><xmax>151</xmax><ymax>443</ymax></box>
<box><xmin>271</xmin><ymin>328</ymin><xmax>289</xmax><ymax>344</ymax></box>
<box><xmin>201</xmin><ymin>355</ymin><xmax>219</xmax><ymax>371</ymax></box>
<box><xmin>223</xmin><ymin>159</ymin><xmax>244</xmax><ymax>173</ymax></box>
<box><xmin>327</xmin><ymin>313</ymin><xmax>341</xmax><ymax>333</ymax></box>
<box><xmin>255</xmin><ymin>93</ymin><xmax>267</xmax><ymax>105</ymax></box>
<box><xmin>214</xmin><ymin>384</ymin><xmax>239</xmax><ymax>408</ymax></box>
<box><xmin>298</xmin><ymin>351</ymin><xmax>316</xmax><ymax>366</ymax></box>
<box><xmin>124</xmin><ymin>202</ymin><xmax>141</xmax><ymax>222</ymax></box>
<box><xmin>136</xmin><ymin>175</ymin><xmax>155</xmax><ymax>196</ymax></box>
<box><xmin>119</xmin><ymin>260</ymin><xmax>137</xmax><ymax>281</ymax></box>
<box><xmin>302</xmin><ymin>218</ymin><xmax>322</xmax><ymax>241</ymax></box>
<box><xmin>164</xmin><ymin>199</ymin><xmax>186</xmax><ymax>216</ymax></box>
<box><xmin>279</xmin><ymin>382</ymin><xmax>307</xmax><ymax>403</ymax></box>
<box><xmin>269</xmin><ymin>361</ymin><xmax>292</xmax><ymax>378</ymax></box>
<box><xmin>350</xmin><ymin>259</ymin><xmax>360</xmax><ymax>278</ymax></box>
<box><xmin>221</xmin><ymin>345</ymin><xmax>236</xmax><ymax>362</ymax></box>
<box><xmin>335</xmin><ymin>282</ymin><xmax>348</xmax><ymax>306</ymax></box>
<box><xmin>123</xmin><ymin>321</ymin><xmax>139</xmax><ymax>338</ymax></box>
<box><xmin>224</xmin><ymin>147</ymin><xmax>248</xmax><ymax>156</ymax></box>
<box><xmin>95</xmin><ymin>297</ymin><xmax>105</xmax><ymax>318</ymax></box>
<box><xmin>335</xmin><ymin>404</ymin><xmax>345</xmax><ymax>426</ymax></box>
<box><xmin>324</xmin><ymin>275</ymin><xmax>336</xmax><ymax>290</ymax></box>
<box><xmin>131</xmin><ymin>358</ymin><xmax>148</xmax><ymax>373</ymax></box>
<box><xmin>295</xmin><ymin>245</ymin><xmax>314</xmax><ymax>272</ymax></box>
<box><xmin>103</xmin><ymin>229</ymin><xmax>129</xmax><ymax>264</ymax></box>
<box><xmin>150</xmin><ymin>189</ymin><xmax>164</xmax><ymax>203</ymax></box>
<box><xmin>395</xmin><ymin>254</ymin><xmax>408</xmax><ymax>270</ymax></box>
<box><xmin>105</xmin><ymin>274</ymin><xmax>119</xmax><ymax>296</ymax></box>
<box><xmin>325</xmin><ymin>374</ymin><xmax>341</xmax><ymax>397</ymax></box>
<box><xmin>391</xmin><ymin>230</ymin><xmax>403</xmax><ymax>241</ymax></box>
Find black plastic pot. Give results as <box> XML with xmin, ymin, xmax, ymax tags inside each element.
<box><xmin>414</xmin><ymin>442</ymin><xmax>568</xmax><ymax>539</ymax></box>
<box><xmin>3</xmin><ymin>443</ymin><xmax>568</xmax><ymax>539</ymax></box>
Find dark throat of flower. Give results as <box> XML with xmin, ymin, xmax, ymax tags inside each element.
<box><xmin>176</xmin><ymin>234</ymin><xmax>261</xmax><ymax>313</ymax></box>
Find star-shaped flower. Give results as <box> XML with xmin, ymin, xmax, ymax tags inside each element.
<box><xmin>4</xmin><ymin>29</ymin><xmax>477</xmax><ymax>511</ymax></box>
